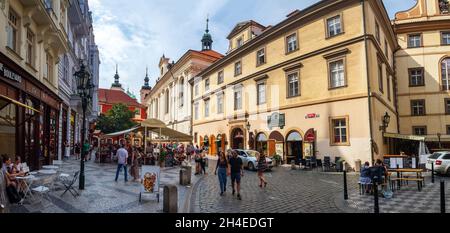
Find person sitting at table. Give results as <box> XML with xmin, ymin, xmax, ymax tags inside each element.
<box><xmin>12</xmin><ymin>157</ymin><xmax>25</xmax><ymax>176</ymax></box>
<box><xmin>359</xmin><ymin>162</ymin><xmax>372</xmax><ymax>194</ymax></box>
<box><xmin>2</xmin><ymin>156</ymin><xmax>23</xmax><ymax>204</ymax></box>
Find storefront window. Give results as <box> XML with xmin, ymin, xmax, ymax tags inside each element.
<box><xmin>286</xmin><ymin>131</ymin><xmax>303</xmax><ymax>164</ymax></box>
<box><xmin>0</xmin><ymin>100</ymin><xmax>16</xmax><ymax>157</ymax></box>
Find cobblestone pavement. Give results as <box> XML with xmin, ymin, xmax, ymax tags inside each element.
<box><xmin>191</xmin><ymin>159</ymin><xmax>450</xmax><ymax>213</ymax></box>
<box><xmin>10</xmin><ymin>158</ymin><xmax>198</xmax><ymax>213</ymax></box>
<box><xmin>191</xmin><ymin>160</ymin><xmax>361</xmax><ymax>213</ymax></box>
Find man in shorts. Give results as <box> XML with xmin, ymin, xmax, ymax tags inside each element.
<box><xmin>228</xmin><ymin>151</ymin><xmax>244</xmax><ymax>200</ymax></box>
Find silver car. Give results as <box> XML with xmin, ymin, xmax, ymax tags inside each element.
<box><xmin>233</xmin><ymin>149</ymin><xmax>273</xmax><ymax>171</ymax></box>
<box><xmin>426</xmin><ymin>152</ymin><xmax>450</xmax><ymax>175</ymax></box>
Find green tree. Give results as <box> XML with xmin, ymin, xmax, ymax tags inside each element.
<box><xmin>96</xmin><ymin>104</ymin><xmax>137</xmax><ymax>134</ymax></box>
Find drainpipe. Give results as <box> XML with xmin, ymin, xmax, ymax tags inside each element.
<box><xmin>362</xmin><ymin>0</ymin><xmax>375</xmax><ymax>164</ymax></box>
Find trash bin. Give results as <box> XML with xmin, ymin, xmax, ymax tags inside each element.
<box><xmin>179</xmin><ymin>165</ymin><xmax>192</xmax><ymax>186</ymax></box>
<box><xmin>355</xmin><ymin>159</ymin><xmax>362</xmax><ymax>173</ymax></box>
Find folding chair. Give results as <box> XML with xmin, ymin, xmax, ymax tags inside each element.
<box><xmin>61</xmin><ymin>171</ymin><xmax>80</xmax><ymax>198</ymax></box>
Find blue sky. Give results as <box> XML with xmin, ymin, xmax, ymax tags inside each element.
<box><xmin>90</xmin><ymin>0</ymin><xmax>417</xmax><ymax>99</ymax></box>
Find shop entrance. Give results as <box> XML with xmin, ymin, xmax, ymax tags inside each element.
<box><xmin>286</xmin><ymin>131</ymin><xmax>303</xmax><ymax>164</ymax></box>
<box><xmin>231</xmin><ymin>128</ymin><xmax>244</xmax><ymax>150</ymax></box>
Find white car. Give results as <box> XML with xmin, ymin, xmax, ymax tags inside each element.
<box><xmin>233</xmin><ymin>149</ymin><xmax>273</xmax><ymax>171</ymax></box>
<box><xmin>426</xmin><ymin>152</ymin><xmax>450</xmax><ymax>175</ymax></box>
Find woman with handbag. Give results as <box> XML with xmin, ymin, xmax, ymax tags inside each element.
<box><xmin>257</xmin><ymin>151</ymin><xmax>268</xmax><ymax>188</ymax></box>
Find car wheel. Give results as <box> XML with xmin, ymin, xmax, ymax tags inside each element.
<box><xmin>248</xmin><ymin>162</ymin><xmax>255</xmax><ymax>171</ymax></box>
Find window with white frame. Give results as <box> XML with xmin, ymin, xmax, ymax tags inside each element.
<box><xmin>237</xmin><ymin>37</ymin><xmax>243</xmax><ymax>48</ymax></box>
<box><xmin>257</xmin><ymin>48</ymin><xmax>266</xmax><ymax>66</ymax></box>
<box><xmin>442</xmin><ymin>32</ymin><xmax>450</xmax><ymax>45</ymax></box>
<box><xmin>26</xmin><ymin>29</ymin><xmax>35</xmax><ymax>66</ymax></box>
<box><xmin>286</xmin><ymin>33</ymin><xmax>298</xmax><ymax>53</ymax></box>
<box><xmin>331</xmin><ymin>117</ymin><xmax>348</xmax><ymax>145</ymax></box>
<box><xmin>195</xmin><ymin>84</ymin><xmax>199</xmax><ymax>96</ymax></box>
<box><xmin>329</xmin><ymin>59</ymin><xmax>345</xmax><ymax>88</ymax></box>
<box><xmin>442</xmin><ymin>58</ymin><xmax>450</xmax><ymax>90</ymax></box>
<box><xmin>408</xmin><ymin>34</ymin><xmax>422</xmax><ymax>48</ymax></box>
<box><xmin>234</xmin><ymin>88</ymin><xmax>242</xmax><ymax>110</ymax></box>
<box><xmin>204</xmin><ymin>99</ymin><xmax>210</xmax><ymax>118</ymax></box>
<box><xmin>378</xmin><ymin>62</ymin><xmax>384</xmax><ymax>93</ymax></box>
<box><xmin>375</xmin><ymin>21</ymin><xmax>380</xmax><ymax>42</ymax></box>
<box><xmin>205</xmin><ymin>78</ymin><xmax>210</xmax><ymax>91</ymax></box>
<box><xmin>179</xmin><ymin>79</ymin><xmax>184</xmax><ymax>107</ymax></box>
<box><xmin>218</xmin><ymin>71</ymin><xmax>224</xmax><ymax>84</ymax></box>
<box><xmin>235</xmin><ymin>61</ymin><xmax>242</xmax><ymax>76</ymax></box>
<box><xmin>257</xmin><ymin>82</ymin><xmax>266</xmax><ymax>105</ymax></box>
<box><xmin>194</xmin><ymin>102</ymin><xmax>199</xmax><ymax>120</ymax></box>
<box><xmin>217</xmin><ymin>93</ymin><xmax>224</xmax><ymax>114</ymax></box>
<box><xmin>7</xmin><ymin>8</ymin><xmax>20</xmax><ymax>52</ymax></box>
<box><xmin>327</xmin><ymin>15</ymin><xmax>342</xmax><ymax>37</ymax></box>
<box><xmin>287</xmin><ymin>72</ymin><xmax>300</xmax><ymax>97</ymax></box>
<box><xmin>45</xmin><ymin>53</ymin><xmax>54</xmax><ymax>83</ymax></box>
<box><xmin>409</xmin><ymin>68</ymin><xmax>424</xmax><ymax>87</ymax></box>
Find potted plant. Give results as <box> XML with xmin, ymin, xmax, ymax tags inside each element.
<box><xmin>273</xmin><ymin>154</ymin><xmax>282</xmax><ymax>167</ymax></box>
<box><xmin>159</xmin><ymin>150</ymin><xmax>166</xmax><ymax>168</ymax></box>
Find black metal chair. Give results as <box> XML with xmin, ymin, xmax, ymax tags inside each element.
<box><xmin>323</xmin><ymin>156</ymin><xmax>331</xmax><ymax>172</ymax></box>
<box><xmin>61</xmin><ymin>171</ymin><xmax>80</xmax><ymax>198</ymax></box>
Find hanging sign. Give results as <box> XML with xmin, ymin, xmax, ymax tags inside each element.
<box><xmin>305</xmin><ymin>113</ymin><xmax>320</xmax><ymax>119</ymax></box>
<box><xmin>267</xmin><ymin>112</ymin><xmax>285</xmax><ymax>130</ymax></box>
<box><xmin>304</xmin><ymin>128</ymin><xmax>316</xmax><ymax>143</ymax></box>
<box><xmin>0</xmin><ymin>62</ymin><xmax>22</xmax><ymax>83</ymax></box>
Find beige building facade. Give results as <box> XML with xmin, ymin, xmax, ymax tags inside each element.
<box><xmin>191</xmin><ymin>0</ymin><xmax>400</xmax><ymax>168</ymax></box>
<box><xmin>395</xmin><ymin>0</ymin><xmax>450</xmax><ymax>148</ymax></box>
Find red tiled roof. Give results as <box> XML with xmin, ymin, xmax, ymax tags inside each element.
<box><xmin>98</xmin><ymin>89</ymin><xmax>146</xmax><ymax>108</ymax></box>
<box><xmin>197</xmin><ymin>50</ymin><xmax>224</xmax><ymax>59</ymax></box>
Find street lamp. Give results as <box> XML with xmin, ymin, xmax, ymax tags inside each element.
<box><xmin>74</xmin><ymin>60</ymin><xmax>94</xmax><ymax>190</ymax></box>
<box><xmin>246</xmin><ymin>121</ymin><xmax>251</xmax><ymax>131</ymax></box>
<box><xmin>379</xmin><ymin>112</ymin><xmax>391</xmax><ymax>132</ymax></box>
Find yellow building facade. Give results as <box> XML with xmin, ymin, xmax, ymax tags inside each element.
<box><xmin>395</xmin><ymin>0</ymin><xmax>450</xmax><ymax>147</ymax></box>
<box><xmin>191</xmin><ymin>0</ymin><xmax>398</xmax><ymax>168</ymax></box>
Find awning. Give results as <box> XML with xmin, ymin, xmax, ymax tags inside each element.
<box><xmin>383</xmin><ymin>133</ymin><xmax>425</xmax><ymax>141</ymax></box>
<box><xmin>147</xmin><ymin>127</ymin><xmax>192</xmax><ymax>142</ymax></box>
<box><xmin>0</xmin><ymin>94</ymin><xmax>40</xmax><ymax>113</ymax></box>
<box><xmin>140</xmin><ymin>118</ymin><xmax>166</xmax><ymax>128</ymax></box>
<box><xmin>104</xmin><ymin>127</ymin><xmax>140</xmax><ymax>137</ymax></box>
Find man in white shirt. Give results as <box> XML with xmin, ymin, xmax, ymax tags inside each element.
<box><xmin>114</xmin><ymin>144</ymin><xmax>128</xmax><ymax>182</ymax></box>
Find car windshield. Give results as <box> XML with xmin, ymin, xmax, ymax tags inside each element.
<box><xmin>429</xmin><ymin>153</ymin><xmax>442</xmax><ymax>159</ymax></box>
<box><xmin>246</xmin><ymin>151</ymin><xmax>259</xmax><ymax>157</ymax></box>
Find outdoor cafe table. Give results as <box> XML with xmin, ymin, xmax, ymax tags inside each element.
<box><xmin>387</xmin><ymin>168</ymin><xmax>424</xmax><ymax>190</ymax></box>
<box><xmin>42</xmin><ymin>165</ymin><xmax>59</xmax><ymax>170</ymax></box>
<box><xmin>16</xmin><ymin>175</ymin><xmax>36</xmax><ymax>200</ymax></box>
<box><xmin>38</xmin><ymin>169</ymin><xmax>57</xmax><ymax>175</ymax></box>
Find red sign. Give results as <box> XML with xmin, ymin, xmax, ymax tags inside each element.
<box><xmin>305</xmin><ymin>113</ymin><xmax>320</xmax><ymax>119</ymax></box>
<box><xmin>304</xmin><ymin>128</ymin><xmax>316</xmax><ymax>143</ymax></box>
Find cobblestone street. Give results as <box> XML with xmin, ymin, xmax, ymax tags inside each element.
<box><xmin>191</xmin><ymin>158</ymin><xmax>450</xmax><ymax>213</ymax></box>
<box><xmin>11</xmin><ymin>159</ymin><xmax>198</xmax><ymax>213</ymax></box>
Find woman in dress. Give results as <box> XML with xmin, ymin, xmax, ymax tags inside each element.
<box><xmin>130</xmin><ymin>147</ymin><xmax>140</xmax><ymax>182</ymax></box>
<box><xmin>359</xmin><ymin>162</ymin><xmax>372</xmax><ymax>194</ymax></box>
<box><xmin>256</xmin><ymin>151</ymin><xmax>268</xmax><ymax>188</ymax></box>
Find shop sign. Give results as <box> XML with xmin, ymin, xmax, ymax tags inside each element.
<box><xmin>267</xmin><ymin>112</ymin><xmax>285</xmax><ymax>130</ymax></box>
<box><xmin>305</xmin><ymin>113</ymin><xmax>320</xmax><ymax>119</ymax></box>
<box><xmin>304</xmin><ymin>128</ymin><xmax>316</xmax><ymax>143</ymax></box>
<box><xmin>0</xmin><ymin>62</ymin><xmax>22</xmax><ymax>83</ymax></box>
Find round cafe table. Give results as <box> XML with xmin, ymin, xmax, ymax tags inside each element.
<box><xmin>38</xmin><ymin>169</ymin><xmax>57</xmax><ymax>175</ymax></box>
<box><xmin>42</xmin><ymin>165</ymin><xmax>59</xmax><ymax>170</ymax></box>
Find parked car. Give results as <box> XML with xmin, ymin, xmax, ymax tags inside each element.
<box><xmin>233</xmin><ymin>149</ymin><xmax>273</xmax><ymax>171</ymax></box>
<box><xmin>426</xmin><ymin>152</ymin><xmax>450</xmax><ymax>175</ymax></box>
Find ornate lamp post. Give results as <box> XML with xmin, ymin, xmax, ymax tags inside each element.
<box><xmin>74</xmin><ymin>60</ymin><xmax>94</xmax><ymax>190</ymax></box>
<box><xmin>379</xmin><ymin>112</ymin><xmax>391</xmax><ymax>132</ymax></box>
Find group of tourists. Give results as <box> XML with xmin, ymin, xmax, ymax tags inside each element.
<box><xmin>359</xmin><ymin>159</ymin><xmax>391</xmax><ymax>196</ymax></box>
<box><xmin>1</xmin><ymin>155</ymin><xmax>26</xmax><ymax>204</ymax></box>
<box><xmin>213</xmin><ymin>150</ymin><xmax>270</xmax><ymax>201</ymax></box>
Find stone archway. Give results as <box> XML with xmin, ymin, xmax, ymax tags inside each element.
<box><xmin>230</xmin><ymin>127</ymin><xmax>245</xmax><ymax>150</ymax></box>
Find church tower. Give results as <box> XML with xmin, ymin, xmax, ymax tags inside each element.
<box><xmin>140</xmin><ymin>67</ymin><xmax>152</xmax><ymax>104</ymax></box>
<box><xmin>201</xmin><ymin>17</ymin><xmax>213</xmax><ymax>51</ymax></box>
<box><xmin>111</xmin><ymin>64</ymin><xmax>124</xmax><ymax>91</ymax></box>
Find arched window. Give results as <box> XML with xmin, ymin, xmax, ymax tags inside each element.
<box><xmin>287</xmin><ymin>131</ymin><xmax>302</xmax><ymax>142</ymax></box>
<box><xmin>179</xmin><ymin>78</ymin><xmax>184</xmax><ymax>107</ymax></box>
<box><xmin>442</xmin><ymin>58</ymin><xmax>450</xmax><ymax>90</ymax></box>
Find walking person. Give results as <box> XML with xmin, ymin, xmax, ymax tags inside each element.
<box><xmin>214</xmin><ymin>151</ymin><xmax>229</xmax><ymax>196</ymax></box>
<box><xmin>257</xmin><ymin>151</ymin><xmax>268</xmax><ymax>188</ymax></box>
<box><xmin>130</xmin><ymin>147</ymin><xmax>140</xmax><ymax>182</ymax></box>
<box><xmin>82</xmin><ymin>140</ymin><xmax>90</xmax><ymax>161</ymax></box>
<box><xmin>229</xmin><ymin>150</ymin><xmax>244</xmax><ymax>200</ymax></box>
<box><xmin>75</xmin><ymin>143</ymin><xmax>81</xmax><ymax>160</ymax></box>
<box><xmin>200</xmin><ymin>149</ymin><xmax>207</xmax><ymax>175</ymax></box>
<box><xmin>114</xmin><ymin>144</ymin><xmax>128</xmax><ymax>182</ymax></box>
<box><xmin>194</xmin><ymin>146</ymin><xmax>201</xmax><ymax>175</ymax></box>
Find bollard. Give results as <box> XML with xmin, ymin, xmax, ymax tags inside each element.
<box><xmin>432</xmin><ymin>162</ymin><xmax>435</xmax><ymax>184</ymax></box>
<box><xmin>374</xmin><ymin>182</ymin><xmax>379</xmax><ymax>214</ymax></box>
<box><xmin>441</xmin><ymin>180</ymin><xmax>446</xmax><ymax>214</ymax></box>
<box><xmin>163</xmin><ymin>185</ymin><xmax>178</xmax><ymax>213</ymax></box>
<box><xmin>291</xmin><ymin>160</ymin><xmax>297</xmax><ymax>170</ymax></box>
<box><xmin>343</xmin><ymin>170</ymin><xmax>348</xmax><ymax>200</ymax></box>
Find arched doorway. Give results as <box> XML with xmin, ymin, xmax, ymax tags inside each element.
<box><xmin>231</xmin><ymin>128</ymin><xmax>244</xmax><ymax>150</ymax></box>
<box><xmin>286</xmin><ymin>131</ymin><xmax>303</xmax><ymax>164</ymax></box>
<box><xmin>203</xmin><ymin>135</ymin><xmax>210</xmax><ymax>152</ymax></box>
<box><xmin>269</xmin><ymin>131</ymin><xmax>285</xmax><ymax>160</ymax></box>
<box><xmin>216</xmin><ymin>134</ymin><xmax>225</xmax><ymax>154</ymax></box>
<box><xmin>210</xmin><ymin>135</ymin><xmax>216</xmax><ymax>155</ymax></box>
<box><xmin>256</xmin><ymin>133</ymin><xmax>268</xmax><ymax>155</ymax></box>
